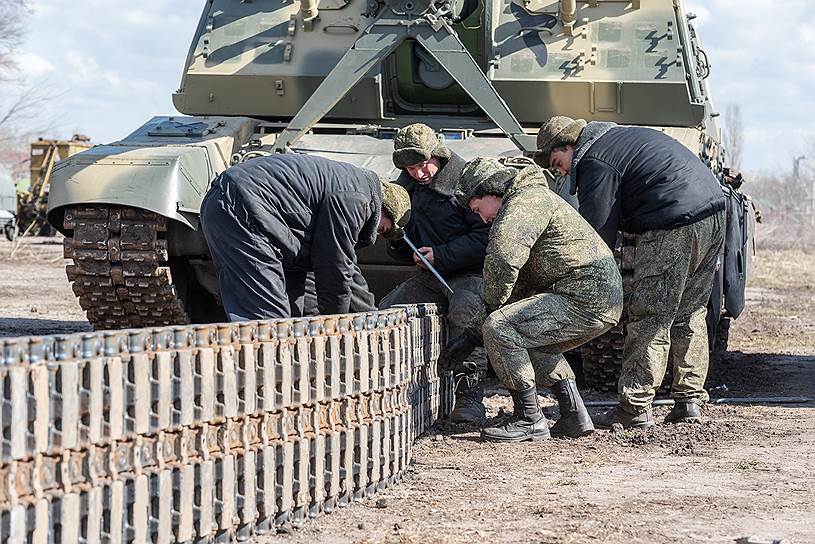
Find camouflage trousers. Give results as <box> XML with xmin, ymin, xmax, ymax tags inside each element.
<box><xmin>619</xmin><ymin>211</ymin><xmax>726</xmax><ymax>412</ymax></box>
<box><xmin>483</xmin><ymin>293</ymin><xmax>618</xmax><ymax>390</ymax></box>
<box><xmin>379</xmin><ymin>271</ymin><xmax>487</xmax><ymax>372</ymax></box>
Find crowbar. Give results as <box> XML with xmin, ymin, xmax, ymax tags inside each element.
<box><xmin>403</xmin><ymin>234</ymin><xmax>455</xmax><ymax>295</ymax></box>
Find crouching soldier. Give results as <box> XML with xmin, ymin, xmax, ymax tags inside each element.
<box><xmin>536</xmin><ymin>116</ymin><xmax>726</xmax><ymax>428</ymax></box>
<box><xmin>201</xmin><ymin>153</ymin><xmax>410</xmax><ymax>321</ymax></box>
<box><xmin>449</xmin><ymin>158</ymin><xmax>623</xmax><ymax>442</ymax></box>
<box><xmin>379</xmin><ymin>123</ymin><xmax>490</xmax><ymax>423</ymax></box>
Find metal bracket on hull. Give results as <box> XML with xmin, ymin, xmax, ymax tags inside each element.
<box><xmin>273</xmin><ymin>10</ymin><xmax>535</xmax><ymax>154</ymax></box>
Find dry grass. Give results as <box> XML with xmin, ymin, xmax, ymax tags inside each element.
<box><xmin>749</xmin><ymin>247</ymin><xmax>815</xmax><ymax>290</ymax></box>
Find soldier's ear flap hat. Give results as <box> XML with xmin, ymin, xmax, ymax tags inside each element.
<box><xmin>392</xmin><ymin>123</ymin><xmax>452</xmax><ymax>169</ymax></box>
<box><xmin>454</xmin><ymin>158</ymin><xmax>517</xmax><ymax>208</ymax></box>
<box><xmin>533</xmin><ymin>116</ymin><xmax>587</xmax><ymax>167</ymax></box>
<box><xmin>380</xmin><ymin>181</ymin><xmax>412</xmax><ymax>227</ymax></box>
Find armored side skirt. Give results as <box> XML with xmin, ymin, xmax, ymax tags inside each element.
<box><xmin>0</xmin><ymin>304</ymin><xmax>450</xmax><ymax>543</ymax></box>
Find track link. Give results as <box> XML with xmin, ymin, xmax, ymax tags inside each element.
<box><xmin>581</xmin><ymin>320</ymin><xmax>626</xmax><ymax>391</ymax></box>
<box><xmin>63</xmin><ymin>206</ymin><xmax>189</xmax><ymax>329</ymax></box>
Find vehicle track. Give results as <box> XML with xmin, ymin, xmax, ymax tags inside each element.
<box><xmin>63</xmin><ymin>206</ymin><xmax>189</xmax><ymax>329</ymax></box>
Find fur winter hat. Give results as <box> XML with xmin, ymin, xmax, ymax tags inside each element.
<box><xmin>533</xmin><ymin>116</ymin><xmax>587</xmax><ymax>166</ymax></box>
<box><xmin>392</xmin><ymin>123</ymin><xmax>452</xmax><ymax>169</ymax></box>
<box><xmin>380</xmin><ymin>181</ymin><xmax>411</xmax><ymax>227</ymax></box>
<box><xmin>454</xmin><ymin>158</ymin><xmax>518</xmax><ymax>208</ymax></box>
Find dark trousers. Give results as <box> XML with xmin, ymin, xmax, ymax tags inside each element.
<box><xmin>200</xmin><ymin>188</ymin><xmax>374</xmax><ymax>321</ymax></box>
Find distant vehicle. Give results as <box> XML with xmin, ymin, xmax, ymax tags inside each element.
<box><xmin>0</xmin><ymin>164</ymin><xmax>16</xmax><ymax>241</ymax></box>
<box><xmin>46</xmin><ymin>0</ymin><xmax>756</xmax><ymax>389</ymax></box>
<box><xmin>13</xmin><ymin>135</ymin><xmax>94</xmax><ymax>238</ymax></box>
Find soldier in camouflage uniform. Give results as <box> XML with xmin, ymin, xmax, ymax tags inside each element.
<box><xmin>379</xmin><ymin>123</ymin><xmax>490</xmax><ymax>423</ymax></box>
<box><xmin>447</xmin><ymin>158</ymin><xmax>623</xmax><ymax>442</ymax></box>
<box><xmin>536</xmin><ymin>116</ymin><xmax>727</xmax><ymax>428</ymax></box>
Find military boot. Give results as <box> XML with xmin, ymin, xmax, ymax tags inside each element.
<box><xmin>449</xmin><ymin>370</ymin><xmax>486</xmax><ymax>423</ymax></box>
<box><xmin>481</xmin><ymin>385</ymin><xmax>550</xmax><ymax>442</ymax></box>
<box><xmin>591</xmin><ymin>404</ymin><xmax>653</xmax><ymax>430</ymax></box>
<box><xmin>664</xmin><ymin>400</ymin><xmax>702</xmax><ymax>424</ymax></box>
<box><xmin>549</xmin><ymin>379</ymin><xmax>594</xmax><ymax>438</ymax></box>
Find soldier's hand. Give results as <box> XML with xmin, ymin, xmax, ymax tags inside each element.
<box><xmin>413</xmin><ymin>246</ymin><xmax>434</xmax><ymax>269</ymax></box>
<box><xmin>381</xmin><ymin>224</ymin><xmax>405</xmax><ymax>241</ymax></box>
<box><xmin>438</xmin><ymin>327</ymin><xmax>483</xmax><ymax>373</ymax></box>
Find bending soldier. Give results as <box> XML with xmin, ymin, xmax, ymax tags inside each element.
<box><xmin>201</xmin><ymin>153</ymin><xmax>410</xmax><ymax>321</ymax></box>
<box><xmin>379</xmin><ymin>123</ymin><xmax>491</xmax><ymax>423</ymax></box>
<box><xmin>536</xmin><ymin>116</ymin><xmax>727</xmax><ymax>428</ymax></box>
<box><xmin>451</xmin><ymin>158</ymin><xmax>623</xmax><ymax>442</ymax></box>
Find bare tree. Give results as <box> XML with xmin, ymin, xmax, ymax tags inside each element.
<box><xmin>0</xmin><ymin>1</ymin><xmax>30</xmax><ymax>80</ymax></box>
<box><xmin>0</xmin><ymin>83</ymin><xmax>58</xmax><ymax>133</ymax></box>
<box><xmin>724</xmin><ymin>102</ymin><xmax>744</xmax><ymax>170</ymax></box>
<box><xmin>0</xmin><ymin>1</ymin><xmax>52</xmax><ymax>160</ymax></box>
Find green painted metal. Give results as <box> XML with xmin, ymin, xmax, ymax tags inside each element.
<box><xmin>172</xmin><ymin>0</ymin><xmax>717</xmax><ymax>130</ymax></box>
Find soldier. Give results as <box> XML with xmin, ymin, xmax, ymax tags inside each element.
<box><xmin>379</xmin><ymin>123</ymin><xmax>491</xmax><ymax>423</ymax></box>
<box><xmin>201</xmin><ymin>153</ymin><xmax>410</xmax><ymax>321</ymax></box>
<box><xmin>448</xmin><ymin>158</ymin><xmax>623</xmax><ymax>442</ymax></box>
<box><xmin>536</xmin><ymin>116</ymin><xmax>727</xmax><ymax>428</ymax></box>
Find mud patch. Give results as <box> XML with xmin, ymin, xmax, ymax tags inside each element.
<box><xmin>600</xmin><ymin>405</ymin><xmax>746</xmax><ymax>456</ymax></box>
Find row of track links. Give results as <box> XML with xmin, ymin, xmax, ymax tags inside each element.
<box><xmin>0</xmin><ymin>305</ymin><xmax>452</xmax><ymax>544</ymax></box>
<box><xmin>63</xmin><ymin>206</ymin><xmax>189</xmax><ymax>330</ymax></box>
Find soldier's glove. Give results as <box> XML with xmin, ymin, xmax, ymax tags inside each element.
<box><xmin>438</xmin><ymin>327</ymin><xmax>483</xmax><ymax>373</ymax></box>
<box><xmin>380</xmin><ymin>224</ymin><xmax>405</xmax><ymax>241</ymax></box>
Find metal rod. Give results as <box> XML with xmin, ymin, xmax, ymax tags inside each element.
<box><xmin>583</xmin><ymin>396</ymin><xmax>813</xmax><ymax>408</ymax></box>
<box><xmin>403</xmin><ymin>234</ymin><xmax>455</xmax><ymax>295</ymax></box>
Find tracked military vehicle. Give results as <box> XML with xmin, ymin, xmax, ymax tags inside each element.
<box><xmin>46</xmin><ymin>0</ymin><xmax>755</xmax><ymax>388</ymax></box>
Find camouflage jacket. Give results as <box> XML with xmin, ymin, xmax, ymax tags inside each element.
<box><xmin>483</xmin><ymin>166</ymin><xmax>623</xmax><ymax>321</ymax></box>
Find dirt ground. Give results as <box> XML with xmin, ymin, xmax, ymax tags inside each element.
<box><xmin>0</xmin><ymin>236</ymin><xmax>91</xmax><ymax>336</ymax></box>
<box><xmin>1</xmin><ymin>237</ymin><xmax>813</xmax><ymax>543</ymax></box>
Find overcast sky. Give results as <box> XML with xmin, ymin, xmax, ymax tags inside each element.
<box><xmin>13</xmin><ymin>0</ymin><xmax>815</xmax><ymax>174</ymax></box>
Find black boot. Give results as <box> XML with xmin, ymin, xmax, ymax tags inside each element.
<box><xmin>664</xmin><ymin>400</ymin><xmax>702</xmax><ymax>424</ymax></box>
<box><xmin>592</xmin><ymin>404</ymin><xmax>653</xmax><ymax>430</ymax></box>
<box><xmin>549</xmin><ymin>379</ymin><xmax>595</xmax><ymax>438</ymax></box>
<box><xmin>481</xmin><ymin>385</ymin><xmax>550</xmax><ymax>442</ymax></box>
<box><xmin>449</xmin><ymin>370</ymin><xmax>486</xmax><ymax>423</ymax></box>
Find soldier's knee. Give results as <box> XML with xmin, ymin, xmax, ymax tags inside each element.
<box><xmin>483</xmin><ymin>311</ymin><xmax>515</xmax><ymax>348</ymax></box>
<box><xmin>378</xmin><ymin>283</ymin><xmax>410</xmax><ymax>309</ymax></box>
<box><xmin>448</xmin><ymin>299</ymin><xmax>483</xmax><ymax>326</ymax></box>
<box><xmin>450</xmin><ymin>274</ymin><xmax>484</xmax><ymax>293</ymax></box>
<box><xmin>590</xmin><ymin>317</ymin><xmax>615</xmax><ymax>338</ymax></box>
<box><xmin>378</xmin><ymin>292</ymin><xmax>396</xmax><ymax>310</ymax></box>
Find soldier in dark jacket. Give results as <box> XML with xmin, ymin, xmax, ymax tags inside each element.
<box><xmin>536</xmin><ymin>116</ymin><xmax>727</xmax><ymax>428</ymax></box>
<box><xmin>201</xmin><ymin>153</ymin><xmax>410</xmax><ymax>321</ymax></box>
<box><xmin>450</xmin><ymin>158</ymin><xmax>622</xmax><ymax>442</ymax></box>
<box><xmin>379</xmin><ymin>123</ymin><xmax>490</xmax><ymax>423</ymax></box>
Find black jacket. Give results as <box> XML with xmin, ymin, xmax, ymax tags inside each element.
<box><xmin>212</xmin><ymin>153</ymin><xmax>381</xmax><ymax>314</ymax></box>
<box><xmin>572</xmin><ymin>124</ymin><xmax>726</xmax><ymax>248</ymax></box>
<box><xmin>388</xmin><ymin>152</ymin><xmax>489</xmax><ymax>276</ymax></box>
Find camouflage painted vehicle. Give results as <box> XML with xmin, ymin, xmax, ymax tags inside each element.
<box><xmin>46</xmin><ymin>0</ymin><xmax>755</xmax><ymax>388</ymax></box>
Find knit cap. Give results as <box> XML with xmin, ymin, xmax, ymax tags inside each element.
<box><xmin>454</xmin><ymin>158</ymin><xmax>518</xmax><ymax>208</ymax></box>
<box><xmin>392</xmin><ymin>123</ymin><xmax>452</xmax><ymax>169</ymax></box>
<box><xmin>533</xmin><ymin>116</ymin><xmax>587</xmax><ymax>167</ymax></box>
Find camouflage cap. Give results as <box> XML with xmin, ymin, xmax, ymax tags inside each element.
<box><xmin>454</xmin><ymin>158</ymin><xmax>517</xmax><ymax>208</ymax></box>
<box><xmin>392</xmin><ymin>123</ymin><xmax>452</xmax><ymax>169</ymax></box>
<box><xmin>380</xmin><ymin>181</ymin><xmax>411</xmax><ymax>228</ymax></box>
<box><xmin>533</xmin><ymin>116</ymin><xmax>587</xmax><ymax>167</ymax></box>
